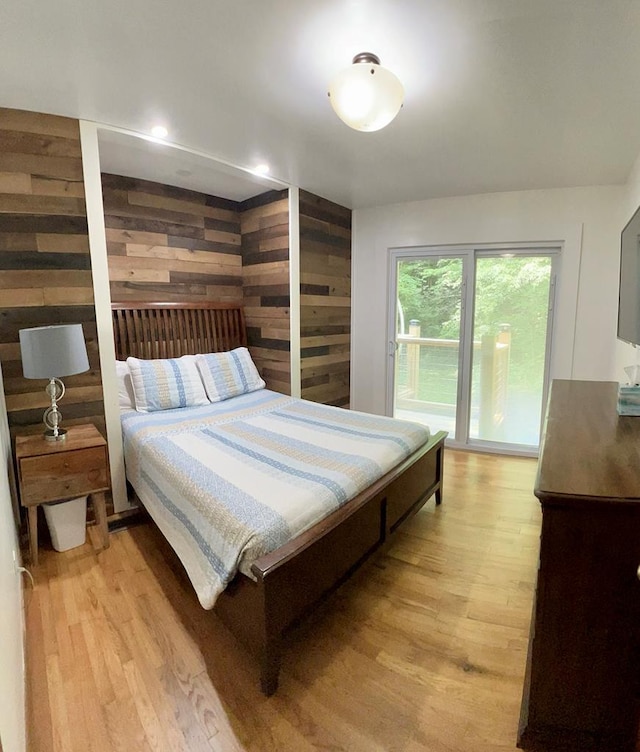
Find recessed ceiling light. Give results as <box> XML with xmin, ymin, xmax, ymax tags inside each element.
<box><xmin>151</xmin><ymin>125</ymin><xmax>168</xmax><ymax>139</ymax></box>
<box><xmin>252</xmin><ymin>163</ymin><xmax>270</xmax><ymax>176</ymax></box>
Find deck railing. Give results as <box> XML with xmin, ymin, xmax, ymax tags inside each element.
<box><xmin>396</xmin><ymin>323</ymin><xmax>511</xmax><ymax>436</ymax></box>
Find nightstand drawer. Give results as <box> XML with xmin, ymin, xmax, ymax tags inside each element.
<box><xmin>19</xmin><ymin>446</ymin><xmax>108</xmax><ymax>505</ymax></box>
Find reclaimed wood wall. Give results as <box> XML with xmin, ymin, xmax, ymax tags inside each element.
<box><xmin>0</xmin><ymin>108</ymin><xmax>105</xmax><ymax>437</ymax></box>
<box><xmin>299</xmin><ymin>190</ymin><xmax>351</xmax><ymax>407</ymax></box>
<box><xmin>102</xmin><ymin>180</ymin><xmax>348</xmax><ymax>402</ymax></box>
<box><xmin>102</xmin><ymin>174</ymin><xmax>243</xmax><ymax>304</ymax></box>
<box><xmin>240</xmin><ymin>189</ymin><xmax>291</xmax><ymax>395</ymax></box>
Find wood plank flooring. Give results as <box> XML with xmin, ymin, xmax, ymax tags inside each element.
<box><xmin>25</xmin><ymin>449</ymin><xmax>540</xmax><ymax>751</ymax></box>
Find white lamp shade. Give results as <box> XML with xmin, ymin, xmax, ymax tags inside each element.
<box><xmin>329</xmin><ymin>59</ymin><xmax>404</xmax><ymax>132</ymax></box>
<box><xmin>19</xmin><ymin>324</ymin><xmax>90</xmax><ymax>379</ymax></box>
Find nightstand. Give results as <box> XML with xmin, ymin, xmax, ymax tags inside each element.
<box><xmin>15</xmin><ymin>424</ymin><xmax>111</xmax><ymax>565</ymax></box>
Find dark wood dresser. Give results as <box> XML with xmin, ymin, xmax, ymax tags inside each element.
<box><xmin>518</xmin><ymin>380</ymin><xmax>640</xmax><ymax>751</ymax></box>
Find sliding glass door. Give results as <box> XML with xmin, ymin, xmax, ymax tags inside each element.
<box><xmin>389</xmin><ymin>247</ymin><xmax>556</xmax><ymax>452</ymax></box>
<box><xmin>393</xmin><ymin>255</ymin><xmax>466</xmax><ymax>437</ymax></box>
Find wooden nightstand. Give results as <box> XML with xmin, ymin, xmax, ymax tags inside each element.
<box><xmin>15</xmin><ymin>424</ymin><xmax>110</xmax><ymax>565</ymax></box>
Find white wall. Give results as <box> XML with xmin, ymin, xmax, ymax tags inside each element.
<box><xmin>0</xmin><ymin>362</ymin><xmax>26</xmax><ymax>752</ymax></box>
<box><xmin>351</xmin><ymin>185</ymin><xmax>625</xmax><ymax>415</ymax></box>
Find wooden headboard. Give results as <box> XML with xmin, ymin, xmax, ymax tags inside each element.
<box><xmin>111</xmin><ymin>302</ymin><xmax>247</xmax><ymax>360</ymax></box>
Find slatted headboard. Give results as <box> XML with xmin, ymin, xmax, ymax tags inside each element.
<box><xmin>111</xmin><ymin>302</ymin><xmax>247</xmax><ymax>360</ymax></box>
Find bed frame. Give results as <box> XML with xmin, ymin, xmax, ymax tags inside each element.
<box><xmin>112</xmin><ymin>301</ymin><xmax>446</xmax><ymax>695</ymax></box>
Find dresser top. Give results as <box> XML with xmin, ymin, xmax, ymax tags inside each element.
<box><xmin>536</xmin><ymin>380</ymin><xmax>640</xmax><ymax>505</ymax></box>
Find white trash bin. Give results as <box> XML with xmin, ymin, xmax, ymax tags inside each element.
<box><xmin>43</xmin><ymin>496</ymin><xmax>88</xmax><ymax>552</ymax></box>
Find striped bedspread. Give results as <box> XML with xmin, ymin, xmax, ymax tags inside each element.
<box><xmin>121</xmin><ymin>389</ymin><xmax>430</xmax><ymax>609</ymax></box>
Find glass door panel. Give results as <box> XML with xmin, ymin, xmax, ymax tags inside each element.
<box><xmin>394</xmin><ymin>257</ymin><xmax>464</xmax><ymax>435</ymax></box>
<box><xmin>469</xmin><ymin>255</ymin><xmax>552</xmax><ymax>446</ymax></box>
<box><xmin>390</xmin><ymin>247</ymin><xmax>556</xmax><ymax>452</ymax></box>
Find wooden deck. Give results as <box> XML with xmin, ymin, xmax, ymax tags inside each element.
<box><xmin>25</xmin><ymin>449</ymin><xmax>540</xmax><ymax>751</ymax></box>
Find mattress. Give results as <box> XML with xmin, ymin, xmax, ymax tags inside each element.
<box><xmin>121</xmin><ymin>389</ymin><xmax>430</xmax><ymax>608</ymax></box>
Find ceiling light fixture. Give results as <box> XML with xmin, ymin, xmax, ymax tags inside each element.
<box><xmin>151</xmin><ymin>125</ymin><xmax>168</xmax><ymax>139</ymax></box>
<box><xmin>328</xmin><ymin>52</ymin><xmax>404</xmax><ymax>132</ymax></box>
<box><xmin>252</xmin><ymin>163</ymin><xmax>270</xmax><ymax>176</ymax></box>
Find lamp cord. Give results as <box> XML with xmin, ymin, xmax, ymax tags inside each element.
<box><xmin>18</xmin><ymin>566</ymin><xmax>34</xmax><ymax>589</ymax></box>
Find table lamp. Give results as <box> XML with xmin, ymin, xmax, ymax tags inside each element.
<box><xmin>19</xmin><ymin>323</ymin><xmax>90</xmax><ymax>441</ymax></box>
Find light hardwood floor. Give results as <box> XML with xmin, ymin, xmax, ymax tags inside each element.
<box><xmin>25</xmin><ymin>449</ymin><xmax>541</xmax><ymax>752</ymax></box>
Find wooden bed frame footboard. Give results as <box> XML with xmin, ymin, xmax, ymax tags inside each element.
<box><xmin>215</xmin><ymin>430</ymin><xmax>446</xmax><ymax>695</ymax></box>
<box><xmin>111</xmin><ymin>301</ymin><xmax>446</xmax><ymax>696</ymax></box>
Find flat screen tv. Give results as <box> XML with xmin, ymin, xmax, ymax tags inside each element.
<box><xmin>618</xmin><ymin>204</ymin><xmax>640</xmax><ymax>346</ymax></box>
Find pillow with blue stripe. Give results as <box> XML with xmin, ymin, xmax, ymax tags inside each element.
<box><xmin>196</xmin><ymin>348</ymin><xmax>265</xmax><ymax>402</ymax></box>
<box><xmin>126</xmin><ymin>355</ymin><xmax>209</xmax><ymax>412</ymax></box>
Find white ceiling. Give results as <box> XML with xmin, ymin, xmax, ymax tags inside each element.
<box><xmin>97</xmin><ymin>129</ymin><xmax>286</xmax><ymax>202</ymax></box>
<box><xmin>2</xmin><ymin>0</ymin><xmax>640</xmax><ymax>209</ymax></box>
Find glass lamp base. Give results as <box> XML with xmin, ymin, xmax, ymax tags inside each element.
<box><xmin>44</xmin><ymin>428</ymin><xmax>67</xmax><ymax>442</ymax></box>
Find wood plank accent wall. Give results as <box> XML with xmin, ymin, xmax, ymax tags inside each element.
<box><xmin>240</xmin><ymin>189</ymin><xmax>291</xmax><ymax>395</ymax></box>
<box><xmin>102</xmin><ymin>174</ymin><xmax>243</xmax><ymax>305</ymax></box>
<box><xmin>0</xmin><ymin>108</ymin><xmax>105</xmax><ymax>437</ymax></box>
<box><xmin>298</xmin><ymin>190</ymin><xmax>351</xmax><ymax>407</ymax></box>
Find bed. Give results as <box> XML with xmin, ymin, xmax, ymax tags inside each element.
<box><xmin>112</xmin><ymin>301</ymin><xmax>446</xmax><ymax>695</ymax></box>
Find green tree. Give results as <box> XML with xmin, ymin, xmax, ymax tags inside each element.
<box><xmin>397</xmin><ymin>258</ymin><xmax>463</xmax><ymax>337</ymax></box>
<box><xmin>397</xmin><ymin>256</ymin><xmax>551</xmax><ymax>392</ymax></box>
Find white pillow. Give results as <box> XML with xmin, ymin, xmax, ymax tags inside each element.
<box><xmin>196</xmin><ymin>348</ymin><xmax>265</xmax><ymax>403</ymax></box>
<box><xmin>126</xmin><ymin>355</ymin><xmax>209</xmax><ymax>412</ymax></box>
<box><xmin>115</xmin><ymin>360</ymin><xmax>135</xmax><ymax>410</ymax></box>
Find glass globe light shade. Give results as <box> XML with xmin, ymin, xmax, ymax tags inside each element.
<box><xmin>328</xmin><ymin>53</ymin><xmax>404</xmax><ymax>132</ymax></box>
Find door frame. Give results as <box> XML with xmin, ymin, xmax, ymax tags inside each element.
<box><xmin>387</xmin><ymin>242</ymin><xmax>560</xmax><ymax>455</ymax></box>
